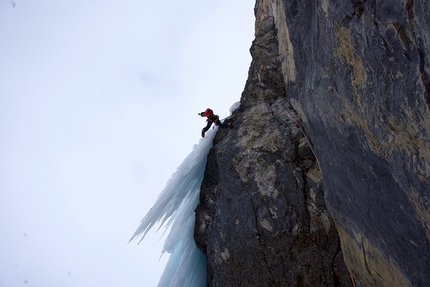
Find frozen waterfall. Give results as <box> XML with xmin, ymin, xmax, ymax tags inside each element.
<box><xmin>131</xmin><ymin>103</ymin><xmax>240</xmax><ymax>286</ymax></box>
<box><xmin>130</xmin><ymin>128</ymin><xmax>216</xmax><ymax>287</ymax></box>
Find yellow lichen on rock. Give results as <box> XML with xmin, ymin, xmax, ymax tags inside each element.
<box><xmin>334</xmin><ymin>25</ymin><xmax>368</xmax><ymax>89</ymax></box>
<box><xmin>272</xmin><ymin>0</ymin><xmax>297</xmax><ymax>84</ymax></box>
<box><xmin>336</xmin><ymin>225</ymin><xmax>412</xmax><ymax>287</ymax></box>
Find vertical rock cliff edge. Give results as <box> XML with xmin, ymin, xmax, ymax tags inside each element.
<box><xmin>195</xmin><ymin>1</ymin><xmax>430</xmax><ymax>286</ymax></box>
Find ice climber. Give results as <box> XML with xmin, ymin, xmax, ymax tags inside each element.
<box><xmin>198</xmin><ymin>108</ymin><xmax>233</xmax><ymax>138</ymax></box>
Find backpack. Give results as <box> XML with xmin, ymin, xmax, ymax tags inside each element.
<box><xmin>207</xmin><ymin>114</ymin><xmax>219</xmax><ymax>123</ymax></box>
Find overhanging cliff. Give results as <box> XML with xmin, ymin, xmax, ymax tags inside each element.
<box><xmin>195</xmin><ymin>1</ymin><xmax>430</xmax><ymax>286</ymax></box>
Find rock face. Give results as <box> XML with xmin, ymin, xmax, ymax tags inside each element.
<box><xmin>194</xmin><ymin>7</ymin><xmax>350</xmax><ymax>287</ymax></box>
<box><xmin>195</xmin><ymin>0</ymin><xmax>430</xmax><ymax>286</ymax></box>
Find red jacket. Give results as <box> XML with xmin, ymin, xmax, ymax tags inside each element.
<box><xmin>200</xmin><ymin>108</ymin><xmax>219</xmax><ymax>123</ymax></box>
<box><xmin>201</xmin><ymin>108</ymin><xmax>214</xmax><ymax>117</ymax></box>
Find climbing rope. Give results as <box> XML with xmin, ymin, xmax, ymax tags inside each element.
<box><xmin>350</xmin><ymin>273</ymin><xmax>356</xmax><ymax>287</ymax></box>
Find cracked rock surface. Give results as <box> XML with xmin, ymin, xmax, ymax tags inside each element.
<box><xmin>270</xmin><ymin>1</ymin><xmax>430</xmax><ymax>286</ymax></box>
<box><xmin>195</xmin><ymin>0</ymin><xmax>430</xmax><ymax>286</ymax></box>
<box><xmin>194</xmin><ymin>13</ymin><xmax>350</xmax><ymax>287</ymax></box>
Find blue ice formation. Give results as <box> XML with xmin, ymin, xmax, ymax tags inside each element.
<box><xmin>130</xmin><ymin>128</ymin><xmax>216</xmax><ymax>287</ymax></box>
<box><xmin>131</xmin><ymin>102</ymin><xmax>240</xmax><ymax>287</ymax></box>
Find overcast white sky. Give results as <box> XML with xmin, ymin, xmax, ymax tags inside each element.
<box><xmin>0</xmin><ymin>0</ymin><xmax>254</xmax><ymax>286</ymax></box>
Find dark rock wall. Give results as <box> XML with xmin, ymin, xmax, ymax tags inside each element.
<box><xmin>195</xmin><ymin>9</ymin><xmax>350</xmax><ymax>287</ymax></box>
<box><xmin>269</xmin><ymin>0</ymin><xmax>430</xmax><ymax>286</ymax></box>
<box><xmin>195</xmin><ymin>0</ymin><xmax>430</xmax><ymax>286</ymax></box>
